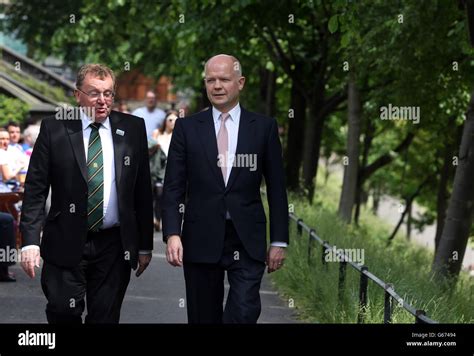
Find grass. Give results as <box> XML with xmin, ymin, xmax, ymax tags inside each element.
<box><xmin>268</xmin><ymin>167</ymin><xmax>474</xmax><ymax>323</ymax></box>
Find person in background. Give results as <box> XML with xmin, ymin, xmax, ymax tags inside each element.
<box><xmin>0</xmin><ymin>128</ymin><xmax>24</xmax><ymax>190</ymax></box>
<box><xmin>0</xmin><ymin>212</ymin><xmax>16</xmax><ymax>282</ymax></box>
<box><xmin>152</xmin><ymin>110</ymin><xmax>177</xmax><ymax>155</ymax></box>
<box><xmin>132</xmin><ymin>91</ymin><xmax>166</xmax><ymax>138</ymax></box>
<box><xmin>118</xmin><ymin>101</ymin><xmax>130</xmax><ymax>114</ymax></box>
<box><xmin>6</xmin><ymin>122</ymin><xmax>28</xmax><ymax>178</ymax></box>
<box><xmin>22</xmin><ymin>124</ymin><xmax>41</xmax><ymax>158</ymax></box>
<box><xmin>7</xmin><ymin>121</ymin><xmax>24</xmax><ymax>154</ymax></box>
<box><xmin>149</xmin><ymin>110</ymin><xmax>177</xmax><ymax>231</ymax></box>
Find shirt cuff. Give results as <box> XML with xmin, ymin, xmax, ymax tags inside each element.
<box><xmin>270</xmin><ymin>242</ymin><xmax>288</xmax><ymax>248</ymax></box>
<box><xmin>139</xmin><ymin>250</ymin><xmax>152</xmax><ymax>255</ymax></box>
<box><xmin>21</xmin><ymin>245</ymin><xmax>40</xmax><ymax>252</ymax></box>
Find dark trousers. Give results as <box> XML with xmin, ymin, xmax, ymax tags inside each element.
<box><xmin>41</xmin><ymin>227</ymin><xmax>131</xmax><ymax>324</ymax></box>
<box><xmin>183</xmin><ymin>220</ymin><xmax>266</xmax><ymax>324</ymax></box>
<box><xmin>0</xmin><ymin>212</ymin><xmax>16</xmax><ymax>269</ymax></box>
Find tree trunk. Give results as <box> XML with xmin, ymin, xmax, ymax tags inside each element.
<box><xmin>285</xmin><ymin>83</ymin><xmax>306</xmax><ymax>191</ymax></box>
<box><xmin>434</xmin><ymin>121</ymin><xmax>463</xmax><ymax>253</ymax></box>
<box><xmin>338</xmin><ymin>79</ymin><xmax>361</xmax><ymax>223</ymax></box>
<box><xmin>432</xmin><ymin>91</ymin><xmax>474</xmax><ymax>280</ymax></box>
<box><xmin>259</xmin><ymin>67</ymin><xmax>277</xmax><ymax>118</ymax></box>
<box><xmin>302</xmin><ymin>93</ymin><xmax>325</xmax><ymax>203</ymax></box>
<box><xmin>406</xmin><ymin>202</ymin><xmax>412</xmax><ymax>241</ymax></box>
<box><xmin>387</xmin><ymin>176</ymin><xmax>429</xmax><ymax>245</ymax></box>
<box><xmin>354</xmin><ymin>117</ymin><xmax>374</xmax><ymax>224</ymax></box>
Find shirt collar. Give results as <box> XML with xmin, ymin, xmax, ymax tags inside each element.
<box><xmin>212</xmin><ymin>103</ymin><xmax>241</xmax><ymax>125</ymax></box>
<box><xmin>80</xmin><ymin>109</ymin><xmax>111</xmax><ymax>131</ymax></box>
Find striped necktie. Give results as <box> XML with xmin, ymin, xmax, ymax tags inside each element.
<box><xmin>87</xmin><ymin>123</ymin><xmax>104</xmax><ymax>231</ymax></box>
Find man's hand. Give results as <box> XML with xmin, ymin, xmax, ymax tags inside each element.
<box><xmin>166</xmin><ymin>235</ymin><xmax>183</xmax><ymax>267</ymax></box>
<box><xmin>266</xmin><ymin>246</ymin><xmax>286</xmax><ymax>273</ymax></box>
<box><xmin>136</xmin><ymin>253</ymin><xmax>152</xmax><ymax>277</ymax></box>
<box><xmin>21</xmin><ymin>248</ymin><xmax>41</xmax><ymax>278</ymax></box>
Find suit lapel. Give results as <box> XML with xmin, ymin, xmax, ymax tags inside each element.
<box><xmin>65</xmin><ymin>119</ymin><xmax>87</xmax><ymax>183</ymax></box>
<box><xmin>225</xmin><ymin>107</ymin><xmax>255</xmax><ymax>192</ymax></box>
<box><xmin>109</xmin><ymin>111</ymin><xmax>126</xmax><ymax>187</ymax></box>
<box><xmin>196</xmin><ymin>109</ymin><xmax>226</xmax><ymax>189</ymax></box>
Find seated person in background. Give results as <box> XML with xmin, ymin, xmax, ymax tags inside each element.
<box><xmin>0</xmin><ymin>212</ymin><xmax>16</xmax><ymax>282</ymax></box>
<box><xmin>0</xmin><ymin>128</ymin><xmax>25</xmax><ymax>191</ymax></box>
<box><xmin>7</xmin><ymin>121</ymin><xmax>24</xmax><ymax>154</ymax></box>
<box><xmin>22</xmin><ymin>124</ymin><xmax>41</xmax><ymax>159</ymax></box>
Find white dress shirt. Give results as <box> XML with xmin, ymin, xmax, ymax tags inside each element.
<box><xmin>211</xmin><ymin>104</ymin><xmax>287</xmax><ymax>248</ymax></box>
<box><xmin>81</xmin><ymin>113</ymin><xmax>119</xmax><ymax>229</ymax></box>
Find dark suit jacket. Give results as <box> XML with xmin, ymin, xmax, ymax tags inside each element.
<box><xmin>162</xmin><ymin>106</ymin><xmax>289</xmax><ymax>263</ymax></box>
<box><xmin>20</xmin><ymin>110</ymin><xmax>154</xmax><ymax>269</ymax></box>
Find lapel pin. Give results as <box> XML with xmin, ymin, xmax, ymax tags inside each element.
<box><xmin>116</xmin><ymin>129</ymin><xmax>125</xmax><ymax>136</ymax></box>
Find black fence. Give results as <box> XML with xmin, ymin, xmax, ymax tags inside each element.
<box><xmin>289</xmin><ymin>212</ymin><xmax>438</xmax><ymax>324</ymax></box>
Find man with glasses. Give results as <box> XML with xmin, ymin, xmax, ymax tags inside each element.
<box><xmin>20</xmin><ymin>64</ymin><xmax>154</xmax><ymax>324</ymax></box>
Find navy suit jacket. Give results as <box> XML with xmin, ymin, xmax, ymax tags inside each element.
<box><xmin>20</xmin><ymin>110</ymin><xmax>154</xmax><ymax>269</ymax></box>
<box><xmin>161</xmin><ymin>106</ymin><xmax>289</xmax><ymax>263</ymax></box>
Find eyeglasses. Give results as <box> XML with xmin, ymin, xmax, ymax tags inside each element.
<box><xmin>76</xmin><ymin>88</ymin><xmax>115</xmax><ymax>100</ymax></box>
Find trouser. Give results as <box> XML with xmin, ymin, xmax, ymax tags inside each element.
<box><xmin>183</xmin><ymin>220</ymin><xmax>266</xmax><ymax>324</ymax></box>
<box><xmin>41</xmin><ymin>227</ymin><xmax>131</xmax><ymax>324</ymax></box>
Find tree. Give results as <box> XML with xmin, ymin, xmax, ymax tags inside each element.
<box><xmin>338</xmin><ymin>77</ymin><xmax>360</xmax><ymax>223</ymax></box>
<box><xmin>432</xmin><ymin>91</ymin><xmax>474</xmax><ymax>279</ymax></box>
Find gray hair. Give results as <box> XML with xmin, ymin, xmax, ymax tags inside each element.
<box><xmin>23</xmin><ymin>125</ymin><xmax>41</xmax><ymax>147</ymax></box>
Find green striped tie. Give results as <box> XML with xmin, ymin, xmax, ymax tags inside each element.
<box><xmin>87</xmin><ymin>123</ymin><xmax>104</xmax><ymax>231</ymax></box>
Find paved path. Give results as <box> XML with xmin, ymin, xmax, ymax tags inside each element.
<box><xmin>327</xmin><ymin>162</ymin><xmax>473</xmax><ymax>269</ymax></box>
<box><xmin>0</xmin><ymin>232</ymin><xmax>299</xmax><ymax>323</ymax></box>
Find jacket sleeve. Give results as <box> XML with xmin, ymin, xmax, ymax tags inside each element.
<box><xmin>263</xmin><ymin>118</ymin><xmax>289</xmax><ymax>244</ymax></box>
<box><xmin>135</xmin><ymin>118</ymin><xmax>154</xmax><ymax>251</ymax></box>
<box><xmin>161</xmin><ymin>117</ymin><xmax>186</xmax><ymax>242</ymax></box>
<box><xmin>20</xmin><ymin>119</ymin><xmax>51</xmax><ymax>247</ymax></box>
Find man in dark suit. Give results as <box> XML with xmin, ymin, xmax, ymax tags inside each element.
<box><xmin>20</xmin><ymin>64</ymin><xmax>153</xmax><ymax>324</ymax></box>
<box><xmin>162</xmin><ymin>54</ymin><xmax>289</xmax><ymax>323</ymax></box>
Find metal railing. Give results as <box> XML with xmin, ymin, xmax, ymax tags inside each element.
<box><xmin>288</xmin><ymin>212</ymin><xmax>438</xmax><ymax>324</ymax></box>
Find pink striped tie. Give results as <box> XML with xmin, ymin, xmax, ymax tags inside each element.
<box><xmin>217</xmin><ymin>113</ymin><xmax>229</xmax><ymax>183</ymax></box>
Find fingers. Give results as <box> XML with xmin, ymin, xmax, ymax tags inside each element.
<box><xmin>266</xmin><ymin>247</ymin><xmax>286</xmax><ymax>273</ymax></box>
<box><xmin>178</xmin><ymin>246</ymin><xmax>183</xmax><ymax>266</ymax></box>
<box><xmin>136</xmin><ymin>255</ymin><xmax>151</xmax><ymax>277</ymax></box>
<box><xmin>22</xmin><ymin>261</ymin><xmax>35</xmax><ymax>278</ymax></box>
<box><xmin>135</xmin><ymin>264</ymin><xmax>145</xmax><ymax>277</ymax></box>
<box><xmin>21</xmin><ymin>250</ymin><xmax>39</xmax><ymax>278</ymax></box>
<box><xmin>166</xmin><ymin>244</ymin><xmax>183</xmax><ymax>267</ymax></box>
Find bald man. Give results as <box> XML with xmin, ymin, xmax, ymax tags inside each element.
<box><xmin>162</xmin><ymin>54</ymin><xmax>289</xmax><ymax>323</ymax></box>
